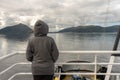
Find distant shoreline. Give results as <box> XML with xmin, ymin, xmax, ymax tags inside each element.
<box><xmin>58</xmin><ymin>25</ymin><xmax>120</xmax><ymax>33</ymax></box>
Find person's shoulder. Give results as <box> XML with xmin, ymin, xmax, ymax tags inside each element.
<box><xmin>46</xmin><ymin>36</ymin><xmax>54</xmax><ymax>41</ymax></box>
<box><xmin>46</xmin><ymin>36</ymin><xmax>54</xmax><ymax>39</ymax></box>
<box><xmin>28</xmin><ymin>37</ymin><xmax>35</xmax><ymax>42</ymax></box>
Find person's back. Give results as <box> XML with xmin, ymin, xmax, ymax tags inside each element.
<box><xmin>26</xmin><ymin>20</ymin><xmax>59</xmax><ymax>80</ymax></box>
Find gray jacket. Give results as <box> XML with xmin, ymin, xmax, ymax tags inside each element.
<box><xmin>26</xmin><ymin>20</ymin><xmax>59</xmax><ymax>75</ymax></box>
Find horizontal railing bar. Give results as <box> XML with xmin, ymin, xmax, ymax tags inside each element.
<box><xmin>8</xmin><ymin>72</ymin><xmax>120</xmax><ymax>80</ymax></box>
<box><xmin>8</xmin><ymin>72</ymin><xmax>120</xmax><ymax>77</ymax></box>
<box><xmin>2</xmin><ymin>62</ymin><xmax>120</xmax><ymax>65</ymax></box>
<box><xmin>0</xmin><ymin>53</ymin><xmax>16</xmax><ymax>60</ymax></box>
<box><xmin>0</xmin><ymin>51</ymin><xmax>25</xmax><ymax>60</ymax></box>
<box><xmin>8</xmin><ymin>73</ymin><xmax>32</xmax><ymax>80</ymax></box>
<box><xmin>56</xmin><ymin>63</ymin><xmax>120</xmax><ymax>65</ymax></box>
<box><xmin>1</xmin><ymin>50</ymin><xmax>120</xmax><ymax>60</ymax></box>
<box><xmin>0</xmin><ymin>50</ymin><xmax>120</xmax><ymax>63</ymax></box>
<box><xmin>8</xmin><ymin>50</ymin><xmax>120</xmax><ymax>54</ymax></box>
<box><xmin>0</xmin><ymin>62</ymin><xmax>30</xmax><ymax>75</ymax></box>
<box><xmin>1</xmin><ymin>62</ymin><xmax>120</xmax><ymax>75</ymax></box>
<box><xmin>60</xmin><ymin>51</ymin><xmax>120</xmax><ymax>54</ymax></box>
<box><xmin>55</xmin><ymin>73</ymin><xmax>120</xmax><ymax>75</ymax></box>
<box><xmin>0</xmin><ymin>50</ymin><xmax>120</xmax><ymax>80</ymax></box>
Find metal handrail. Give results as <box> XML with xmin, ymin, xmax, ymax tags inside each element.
<box><xmin>1</xmin><ymin>62</ymin><xmax>120</xmax><ymax>75</ymax></box>
<box><xmin>1</xmin><ymin>62</ymin><xmax>120</xmax><ymax>79</ymax></box>
<box><xmin>0</xmin><ymin>62</ymin><xmax>30</xmax><ymax>75</ymax></box>
<box><xmin>0</xmin><ymin>51</ymin><xmax>25</xmax><ymax>60</ymax></box>
<box><xmin>0</xmin><ymin>51</ymin><xmax>120</xmax><ymax>80</ymax></box>
<box><xmin>0</xmin><ymin>50</ymin><xmax>120</xmax><ymax>59</ymax></box>
<box><xmin>7</xmin><ymin>72</ymin><xmax>120</xmax><ymax>80</ymax></box>
<box><xmin>0</xmin><ymin>50</ymin><xmax>120</xmax><ymax>61</ymax></box>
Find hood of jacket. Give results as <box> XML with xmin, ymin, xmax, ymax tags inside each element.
<box><xmin>34</xmin><ymin>20</ymin><xmax>49</xmax><ymax>37</ymax></box>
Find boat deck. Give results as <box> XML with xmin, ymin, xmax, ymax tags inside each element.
<box><xmin>0</xmin><ymin>51</ymin><xmax>120</xmax><ymax>80</ymax></box>
<box><xmin>0</xmin><ymin>52</ymin><xmax>32</xmax><ymax>80</ymax></box>
<box><xmin>9</xmin><ymin>75</ymin><xmax>33</xmax><ymax>80</ymax></box>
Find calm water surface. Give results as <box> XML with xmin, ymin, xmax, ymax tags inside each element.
<box><xmin>0</xmin><ymin>33</ymin><xmax>119</xmax><ymax>57</ymax></box>
<box><xmin>0</xmin><ymin>33</ymin><xmax>120</xmax><ymax>72</ymax></box>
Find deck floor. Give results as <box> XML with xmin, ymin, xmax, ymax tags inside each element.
<box><xmin>0</xmin><ymin>53</ymin><xmax>31</xmax><ymax>80</ymax></box>
<box><xmin>0</xmin><ymin>52</ymin><xmax>119</xmax><ymax>80</ymax></box>
<box><xmin>10</xmin><ymin>75</ymin><xmax>33</xmax><ymax>80</ymax></box>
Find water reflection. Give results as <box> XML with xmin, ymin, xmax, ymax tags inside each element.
<box><xmin>0</xmin><ymin>36</ymin><xmax>27</xmax><ymax>57</ymax></box>
<box><xmin>0</xmin><ymin>36</ymin><xmax>8</xmax><ymax>56</ymax></box>
<box><xmin>0</xmin><ymin>33</ymin><xmax>120</xmax><ymax>72</ymax></box>
<box><xmin>49</xmin><ymin>33</ymin><xmax>118</xmax><ymax>50</ymax></box>
<box><xmin>0</xmin><ymin>33</ymin><xmax>119</xmax><ymax>57</ymax></box>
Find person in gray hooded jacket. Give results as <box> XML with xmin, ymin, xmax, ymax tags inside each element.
<box><xmin>26</xmin><ymin>20</ymin><xmax>59</xmax><ymax>80</ymax></box>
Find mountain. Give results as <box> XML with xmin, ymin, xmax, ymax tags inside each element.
<box><xmin>0</xmin><ymin>23</ymin><xmax>32</xmax><ymax>40</ymax></box>
<box><xmin>59</xmin><ymin>25</ymin><xmax>120</xmax><ymax>33</ymax></box>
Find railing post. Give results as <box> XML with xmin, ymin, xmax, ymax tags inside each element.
<box><xmin>116</xmin><ymin>75</ymin><xmax>120</xmax><ymax>80</ymax></box>
<box><xmin>105</xmin><ymin>56</ymin><xmax>115</xmax><ymax>80</ymax></box>
<box><xmin>94</xmin><ymin>54</ymin><xmax>97</xmax><ymax>80</ymax></box>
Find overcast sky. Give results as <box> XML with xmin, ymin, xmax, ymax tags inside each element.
<box><xmin>0</xmin><ymin>0</ymin><xmax>120</xmax><ymax>31</ymax></box>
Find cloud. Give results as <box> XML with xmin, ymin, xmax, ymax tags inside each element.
<box><xmin>0</xmin><ymin>0</ymin><xmax>120</xmax><ymax>30</ymax></box>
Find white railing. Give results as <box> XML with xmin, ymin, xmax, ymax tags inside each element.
<box><xmin>0</xmin><ymin>50</ymin><xmax>25</xmax><ymax>60</ymax></box>
<box><xmin>0</xmin><ymin>51</ymin><xmax>120</xmax><ymax>80</ymax></box>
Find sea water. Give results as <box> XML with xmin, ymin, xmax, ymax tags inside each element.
<box><xmin>0</xmin><ymin>33</ymin><xmax>120</xmax><ymax>72</ymax></box>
